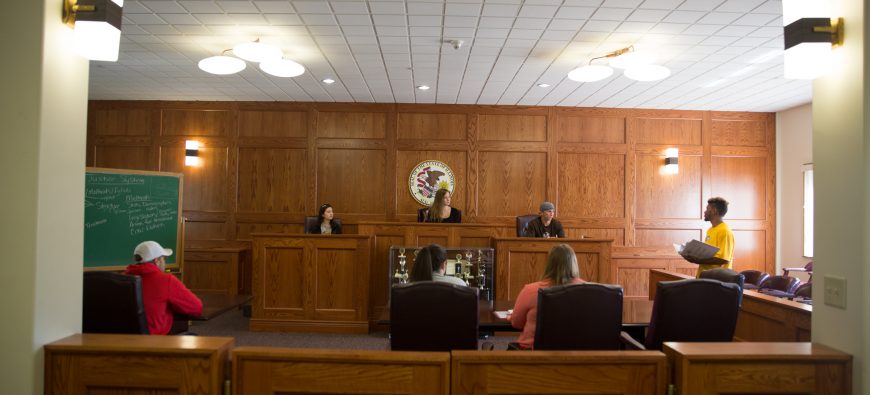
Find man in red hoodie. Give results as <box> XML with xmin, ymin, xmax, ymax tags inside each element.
<box><xmin>124</xmin><ymin>241</ymin><xmax>203</xmax><ymax>335</ymax></box>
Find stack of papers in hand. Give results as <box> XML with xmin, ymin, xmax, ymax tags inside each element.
<box><xmin>494</xmin><ymin>310</ymin><xmax>511</xmax><ymax>320</ymax></box>
<box><xmin>674</xmin><ymin>240</ymin><xmax>729</xmax><ymax>265</ymax></box>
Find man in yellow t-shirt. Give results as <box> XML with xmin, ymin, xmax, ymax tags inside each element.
<box><xmin>696</xmin><ymin>197</ymin><xmax>735</xmax><ymax>277</ymax></box>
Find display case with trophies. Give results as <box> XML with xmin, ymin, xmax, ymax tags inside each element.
<box><xmin>388</xmin><ymin>246</ymin><xmax>494</xmax><ymax>300</ymax></box>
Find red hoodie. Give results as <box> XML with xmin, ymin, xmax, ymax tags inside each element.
<box><xmin>124</xmin><ymin>263</ymin><xmax>203</xmax><ymax>335</ymax></box>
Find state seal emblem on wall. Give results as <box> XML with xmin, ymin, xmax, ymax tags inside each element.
<box><xmin>409</xmin><ymin>160</ymin><xmax>455</xmax><ymax>206</ymax></box>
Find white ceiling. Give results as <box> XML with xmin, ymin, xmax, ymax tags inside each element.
<box><xmin>88</xmin><ymin>0</ymin><xmax>812</xmax><ymax>112</ymax></box>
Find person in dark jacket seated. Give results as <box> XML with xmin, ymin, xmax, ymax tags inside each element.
<box><xmin>123</xmin><ymin>241</ymin><xmax>202</xmax><ymax>335</ymax></box>
<box><xmin>309</xmin><ymin>203</ymin><xmax>342</xmax><ymax>234</ymax></box>
<box><xmin>523</xmin><ymin>201</ymin><xmax>565</xmax><ymax>238</ymax></box>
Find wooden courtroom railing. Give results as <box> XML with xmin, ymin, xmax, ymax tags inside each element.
<box><xmin>493</xmin><ymin>237</ymin><xmax>614</xmax><ymax>301</ymax></box>
<box><xmin>451</xmin><ymin>350</ymin><xmax>667</xmax><ymax>395</ymax></box>
<box><xmin>664</xmin><ymin>342</ymin><xmax>852</xmax><ymax>394</ymax></box>
<box><xmin>44</xmin><ymin>334</ymin><xmax>233</xmax><ymax>395</ymax></box>
<box><xmin>233</xmin><ymin>347</ymin><xmax>449</xmax><ymax>395</ymax></box>
<box><xmin>649</xmin><ymin>269</ymin><xmax>812</xmax><ymax>342</ymax></box>
<box><xmin>251</xmin><ymin>234</ymin><xmax>370</xmax><ymax>333</ymax></box>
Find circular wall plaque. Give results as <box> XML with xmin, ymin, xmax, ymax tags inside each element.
<box><xmin>408</xmin><ymin>160</ymin><xmax>455</xmax><ymax>206</ymax></box>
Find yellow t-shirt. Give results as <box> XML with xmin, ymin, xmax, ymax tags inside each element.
<box><xmin>696</xmin><ymin>222</ymin><xmax>735</xmax><ymax>277</ymax></box>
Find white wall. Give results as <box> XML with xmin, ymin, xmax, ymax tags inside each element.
<box><xmin>0</xmin><ymin>0</ymin><xmax>88</xmax><ymax>393</ymax></box>
<box><xmin>812</xmin><ymin>0</ymin><xmax>868</xmax><ymax>391</ymax></box>
<box><xmin>775</xmin><ymin>104</ymin><xmax>813</xmax><ymax>280</ymax></box>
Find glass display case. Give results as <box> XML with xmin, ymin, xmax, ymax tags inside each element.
<box><xmin>388</xmin><ymin>246</ymin><xmax>494</xmax><ymax>300</ymax></box>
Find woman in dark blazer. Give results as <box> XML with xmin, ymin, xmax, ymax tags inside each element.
<box><xmin>310</xmin><ymin>203</ymin><xmax>342</xmax><ymax>234</ymax></box>
<box><xmin>418</xmin><ymin>188</ymin><xmax>461</xmax><ymax>223</ymax></box>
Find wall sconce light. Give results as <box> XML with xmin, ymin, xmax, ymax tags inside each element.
<box><xmin>185</xmin><ymin>140</ymin><xmax>200</xmax><ymax>167</ymax></box>
<box><xmin>567</xmin><ymin>46</ymin><xmax>671</xmax><ymax>83</ymax></box>
<box><xmin>663</xmin><ymin>148</ymin><xmax>679</xmax><ymax>175</ymax></box>
<box><xmin>62</xmin><ymin>0</ymin><xmax>123</xmax><ymax>61</ymax></box>
<box><xmin>782</xmin><ymin>0</ymin><xmax>843</xmax><ymax>79</ymax></box>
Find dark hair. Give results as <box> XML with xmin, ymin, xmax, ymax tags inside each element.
<box><xmin>707</xmin><ymin>197</ymin><xmax>729</xmax><ymax>217</ymax></box>
<box><xmin>317</xmin><ymin>203</ymin><xmax>334</xmax><ymax>225</ymax></box>
<box><xmin>425</xmin><ymin>189</ymin><xmax>450</xmax><ymax>223</ymax></box>
<box><xmin>408</xmin><ymin>244</ymin><xmax>447</xmax><ymax>282</ymax></box>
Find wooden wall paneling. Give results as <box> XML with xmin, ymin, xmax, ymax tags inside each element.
<box><xmin>385</xmin><ymin>110</ymin><xmax>399</xmax><ymax>220</ymax></box>
<box><xmin>451</xmin><ymin>350</ymin><xmax>667</xmax><ymax>395</ymax></box>
<box><xmin>238</xmin><ymin>110</ymin><xmax>308</xmax><ymax>138</ymax></box>
<box><xmin>161</xmin><ymin>109</ymin><xmax>231</xmax><ymax>136</ymax></box>
<box><xmin>183</xmin><ymin>248</ymin><xmax>240</xmax><ymax>295</ymax></box>
<box><xmin>397</xmin><ymin>112</ymin><xmax>467</xmax><ymax>140</ymax></box>
<box><xmin>634</xmin><ymin>117</ymin><xmax>702</xmax><ymax>145</ymax></box>
<box><xmin>477</xmin><ymin>151</ymin><xmax>547</xmax><ymax>217</ymax></box>
<box><xmin>466</xmin><ymin>113</ymin><xmax>479</xmax><ymax>218</ymax></box>
<box><xmin>237</xmin><ymin>148</ymin><xmax>307</xmax><ymax>213</ymax></box>
<box><xmin>635</xmin><ymin>228</ymin><xmax>702</xmax><ymax>248</ymax></box>
<box><xmin>227</xmin><ymin>108</ymin><xmax>240</xmax><ymax>242</ymax></box>
<box><xmin>556</xmin><ymin>114</ymin><xmax>626</xmax><ymax>143</ymax></box>
<box><xmin>635</xmin><ymin>154</ymin><xmax>702</xmax><ymax>220</ymax></box>
<box><xmin>731</xmin><ymin>229</ymin><xmax>766</xmax><ymax>272</ymax></box>
<box><xmin>184</xmin><ymin>220</ymin><xmax>226</xmax><ymax>241</ymax></box>
<box><xmin>396</xmin><ymin>150</ymin><xmax>468</xmax><ymax>217</ymax></box>
<box><xmin>160</xmin><ymin>144</ymin><xmax>229</xmax><ymax>212</ymax></box>
<box><xmin>92</xmin><ymin>108</ymin><xmax>155</xmax><ymax>136</ymax></box>
<box><xmin>93</xmin><ymin>145</ymin><xmax>152</xmax><ymax>170</ymax></box>
<box><xmin>258</xmin><ymin>244</ymin><xmax>306</xmax><ymax>317</ymax></box>
<box><xmin>317</xmin><ymin>148</ymin><xmax>387</xmax><ymax>215</ymax></box>
<box><xmin>565</xmin><ymin>228</ymin><xmax>625</xmax><ymax>245</ymax></box>
<box><xmin>624</xmin><ymin>113</ymin><xmax>637</xmax><ymax>247</ymax></box>
<box><xmin>710</xmin><ymin>118</ymin><xmax>766</xmax><ymax>147</ymax></box>
<box><xmin>313</xmin><ymin>245</ymin><xmax>364</xmax><ymax>320</ymax></box>
<box><xmin>478</xmin><ymin>114</ymin><xmax>547</xmax><ymax>142</ymax></box>
<box><xmin>711</xmin><ymin>155</ymin><xmax>767</xmax><ymax>220</ymax></box>
<box><xmin>236</xmin><ymin>223</ymin><xmax>303</xmax><ymax>240</ymax></box>
<box><xmin>233</xmin><ymin>348</ymin><xmax>450</xmax><ymax>395</ymax></box>
<box><xmin>765</xmin><ymin>113</ymin><xmax>776</xmax><ymax>275</ymax></box>
<box><xmin>317</xmin><ymin>111</ymin><xmax>389</xmax><ymax>139</ymax></box>
<box><xmin>557</xmin><ymin>152</ymin><xmax>625</xmax><ymax>218</ymax></box>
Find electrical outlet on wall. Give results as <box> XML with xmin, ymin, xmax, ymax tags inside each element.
<box><xmin>824</xmin><ymin>275</ymin><xmax>847</xmax><ymax>309</ymax></box>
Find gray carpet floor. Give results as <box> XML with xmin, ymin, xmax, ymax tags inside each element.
<box><xmin>190</xmin><ymin>308</ymin><xmax>519</xmax><ymax>350</ymax></box>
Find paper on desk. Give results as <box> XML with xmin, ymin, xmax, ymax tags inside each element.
<box><xmin>494</xmin><ymin>310</ymin><xmax>511</xmax><ymax>320</ymax></box>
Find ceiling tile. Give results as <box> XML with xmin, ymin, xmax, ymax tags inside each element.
<box><xmin>591</xmin><ymin>8</ymin><xmax>634</xmax><ymax>20</ymax></box>
<box><xmin>337</xmin><ymin>14</ymin><xmax>374</xmax><ymax>25</ymax></box>
<box><xmin>217</xmin><ymin>1</ymin><xmax>260</xmax><ymax>13</ymax></box>
<box><xmin>301</xmin><ymin>14</ymin><xmax>338</xmax><ymax>25</ymax></box>
<box><xmin>678</xmin><ymin>0</ymin><xmax>726</xmax><ymax>11</ymax></box>
<box><xmin>179</xmin><ymin>1</ymin><xmax>224</xmax><ymax>13</ymax></box>
<box><xmin>292</xmin><ymin>1</ymin><xmax>332</xmax><ymax>14</ymax></box>
<box><xmin>331</xmin><ymin>1</ymin><xmax>370</xmax><ymax>14</ymax></box>
<box><xmin>482</xmin><ymin>4</ymin><xmax>520</xmax><ymax>17</ymax></box>
<box><xmin>369</xmin><ymin>2</ymin><xmax>406</xmax><ymax>14</ymax></box>
<box><xmin>548</xmin><ymin>19</ymin><xmax>585</xmax><ymax>30</ymax></box>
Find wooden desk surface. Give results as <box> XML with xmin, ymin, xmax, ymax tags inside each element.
<box><xmin>46</xmin><ymin>333</ymin><xmax>234</xmax><ymax>354</ymax></box>
<box><xmin>663</xmin><ymin>342</ymin><xmax>850</xmax><ymax>360</ymax></box>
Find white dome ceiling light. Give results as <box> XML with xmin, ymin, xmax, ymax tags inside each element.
<box><xmin>567</xmin><ymin>46</ymin><xmax>671</xmax><ymax>83</ymax></box>
<box><xmin>198</xmin><ymin>52</ymin><xmax>246</xmax><ymax>75</ymax></box>
<box><xmin>260</xmin><ymin>58</ymin><xmax>306</xmax><ymax>78</ymax></box>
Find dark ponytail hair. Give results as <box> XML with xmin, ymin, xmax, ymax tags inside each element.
<box><xmin>317</xmin><ymin>203</ymin><xmax>334</xmax><ymax>226</ymax></box>
<box><xmin>409</xmin><ymin>244</ymin><xmax>447</xmax><ymax>282</ymax></box>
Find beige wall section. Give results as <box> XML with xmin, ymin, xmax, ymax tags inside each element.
<box><xmin>775</xmin><ymin>104</ymin><xmax>813</xmax><ymax>279</ymax></box>
<box><xmin>812</xmin><ymin>0</ymin><xmax>867</xmax><ymax>391</ymax></box>
<box><xmin>0</xmin><ymin>0</ymin><xmax>89</xmax><ymax>393</ymax></box>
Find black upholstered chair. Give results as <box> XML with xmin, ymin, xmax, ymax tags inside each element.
<box><xmin>758</xmin><ymin>275</ymin><xmax>802</xmax><ymax>298</ymax></box>
<box><xmin>782</xmin><ymin>261</ymin><xmax>813</xmax><ymax>282</ymax></box>
<box><xmin>793</xmin><ymin>282</ymin><xmax>812</xmax><ymax>300</ymax></box>
<box><xmin>622</xmin><ymin>279</ymin><xmax>741</xmax><ymax>351</ymax></box>
<box><xmin>739</xmin><ymin>270</ymin><xmax>770</xmax><ymax>290</ymax></box>
<box><xmin>83</xmin><ymin>271</ymin><xmax>149</xmax><ymax>334</ymax></box>
<box><xmin>699</xmin><ymin>268</ymin><xmax>745</xmax><ymax>305</ymax></box>
<box><xmin>534</xmin><ymin>283</ymin><xmax>623</xmax><ymax>350</ymax></box>
<box><xmin>390</xmin><ymin>282</ymin><xmax>478</xmax><ymax>351</ymax></box>
<box><xmin>304</xmin><ymin>216</ymin><xmax>342</xmax><ymax>234</ymax></box>
<box><xmin>516</xmin><ymin>214</ymin><xmax>538</xmax><ymax>237</ymax></box>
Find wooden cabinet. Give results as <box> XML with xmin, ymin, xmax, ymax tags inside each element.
<box><xmin>250</xmin><ymin>234</ymin><xmax>370</xmax><ymax>333</ymax></box>
<box><xmin>664</xmin><ymin>342</ymin><xmax>851</xmax><ymax>394</ymax></box>
<box><xmin>44</xmin><ymin>334</ymin><xmax>233</xmax><ymax>395</ymax></box>
<box><xmin>184</xmin><ymin>246</ymin><xmax>248</xmax><ymax>295</ymax></box>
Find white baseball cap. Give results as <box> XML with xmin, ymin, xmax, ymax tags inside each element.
<box><xmin>134</xmin><ymin>241</ymin><xmax>173</xmax><ymax>263</ymax></box>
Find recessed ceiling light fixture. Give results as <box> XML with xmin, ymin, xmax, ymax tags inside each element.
<box><xmin>537</xmin><ymin>83</ymin><xmax>551</xmax><ymax>88</ymax></box>
<box><xmin>198</xmin><ymin>39</ymin><xmax>306</xmax><ymax>78</ymax></box>
<box><xmin>416</xmin><ymin>85</ymin><xmax>430</xmax><ymax>90</ymax></box>
<box><xmin>567</xmin><ymin>46</ymin><xmax>670</xmax><ymax>83</ymax></box>
<box><xmin>322</xmin><ymin>78</ymin><xmax>335</xmax><ymax>84</ymax></box>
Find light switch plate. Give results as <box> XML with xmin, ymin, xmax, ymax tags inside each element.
<box><xmin>824</xmin><ymin>275</ymin><xmax>847</xmax><ymax>309</ymax></box>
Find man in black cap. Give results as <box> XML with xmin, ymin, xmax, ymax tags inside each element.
<box><xmin>523</xmin><ymin>201</ymin><xmax>565</xmax><ymax>238</ymax></box>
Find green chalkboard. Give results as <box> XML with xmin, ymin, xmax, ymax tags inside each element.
<box><xmin>84</xmin><ymin>168</ymin><xmax>184</xmax><ymax>270</ymax></box>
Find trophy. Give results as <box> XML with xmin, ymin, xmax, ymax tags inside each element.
<box><xmin>393</xmin><ymin>248</ymin><xmax>408</xmax><ymax>284</ymax></box>
<box><xmin>476</xmin><ymin>249</ymin><xmax>488</xmax><ymax>297</ymax></box>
